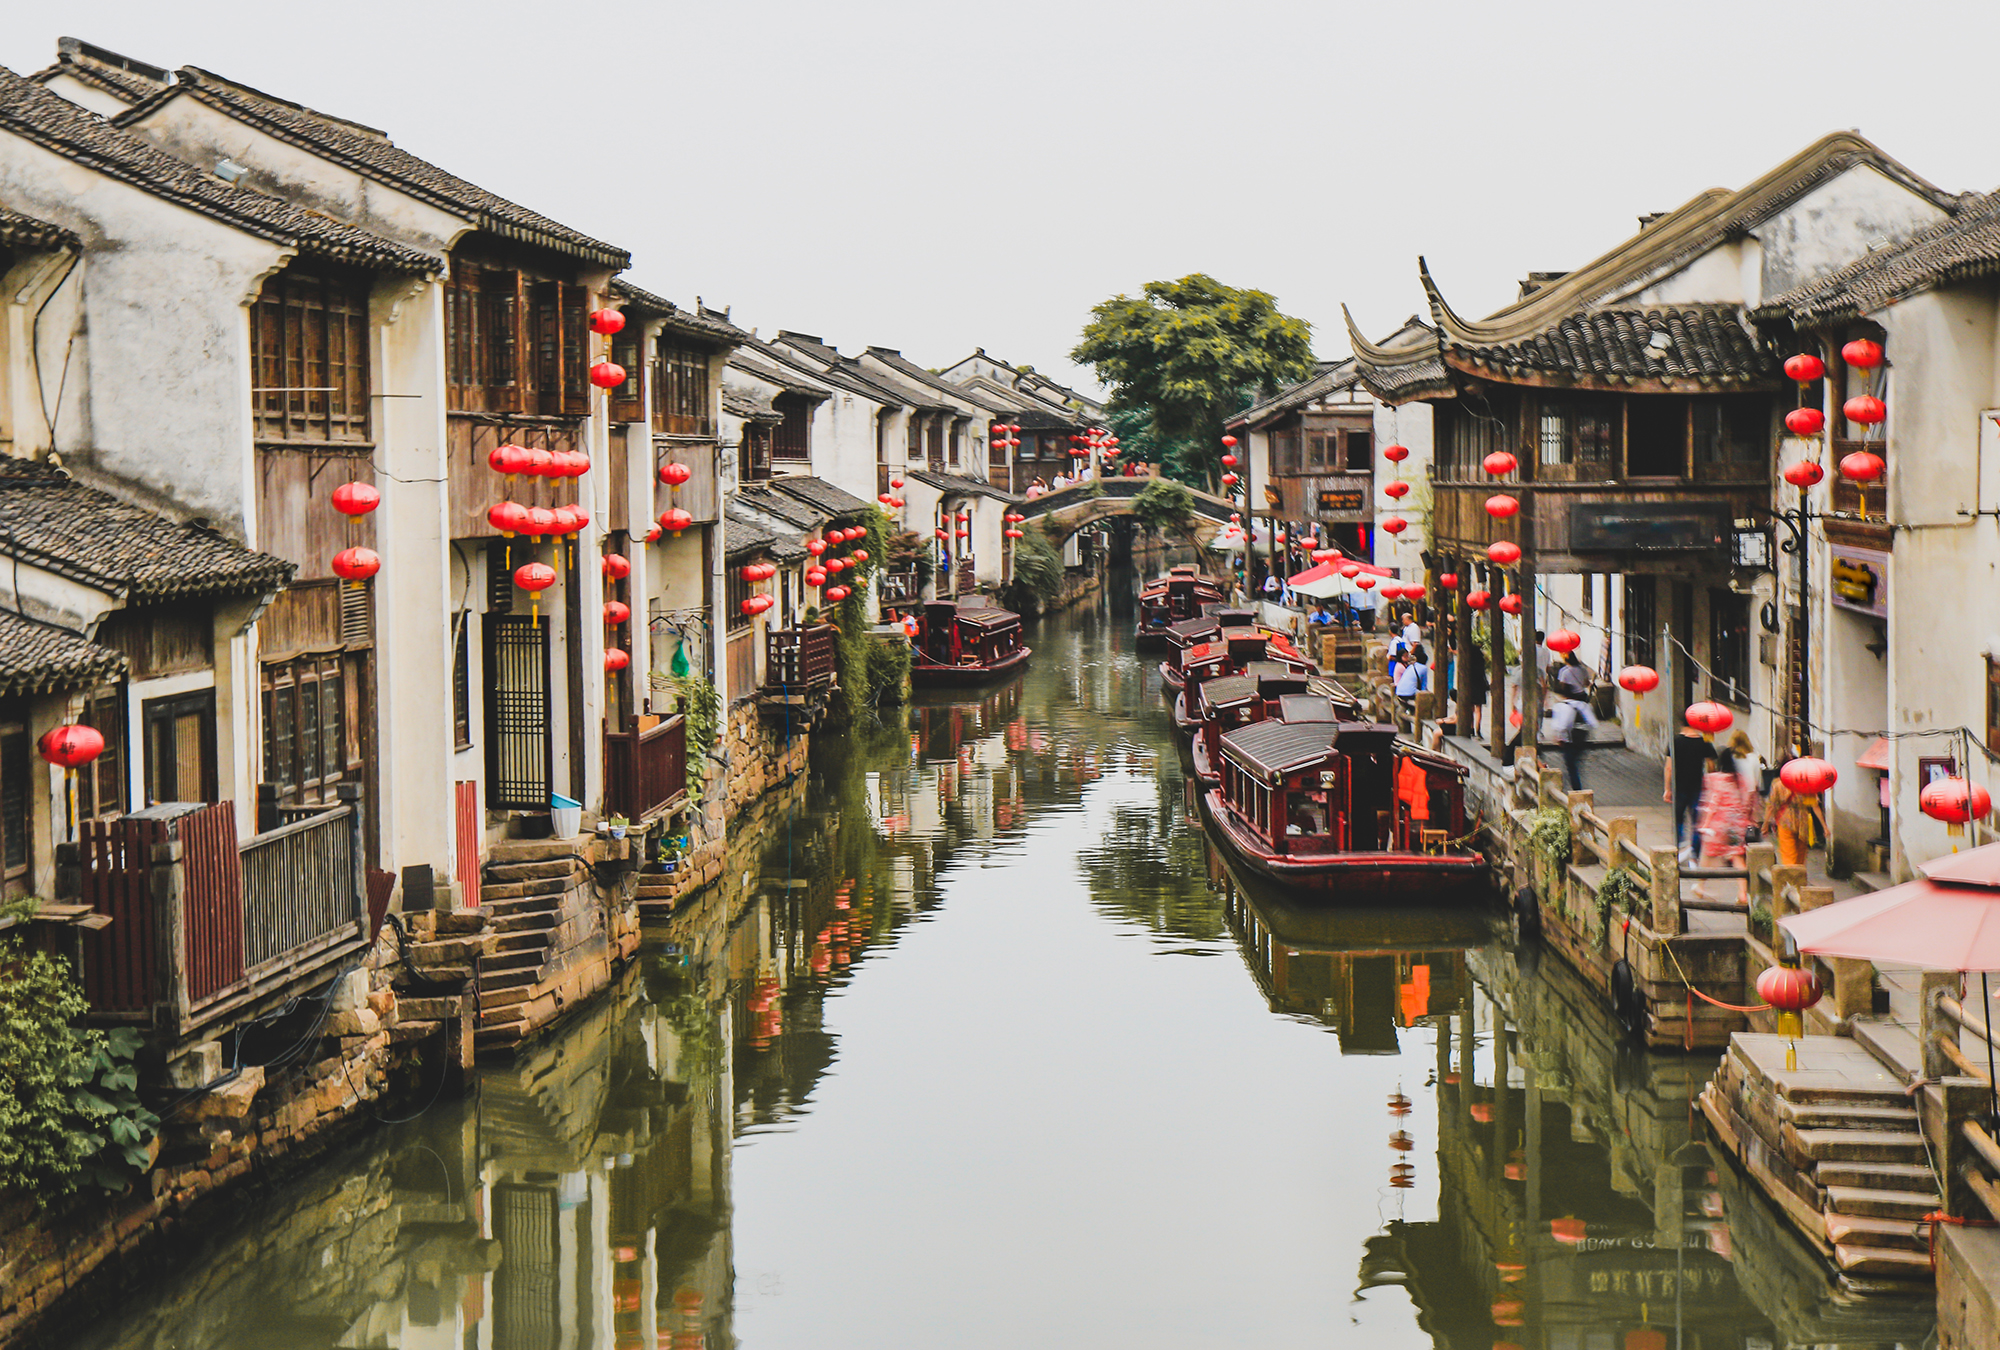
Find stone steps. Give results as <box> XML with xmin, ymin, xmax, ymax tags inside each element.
<box><xmin>1834</xmin><ymin>1243</ymin><xmax>1937</xmax><ymax>1277</ymax></box>
<box><xmin>491</xmin><ymin>932</ymin><xmax>550</xmax><ymax>955</ymax></box>
<box><xmin>1790</xmin><ymin>1128</ymin><xmax>1929</xmax><ymax>1164</ymax></box>
<box><xmin>489</xmin><ymin>910</ymin><xmax>558</xmax><ymax>934</ymax></box>
<box><xmin>1824</xmin><ymin>1184</ymin><xmax>1941</xmax><ymax>1221</ymax></box>
<box><xmin>1787</xmin><ymin>1102</ymin><xmax>1921</xmax><ymax>1133</ymax></box>
<box><xmin>1824</xmin><ymin>1211</ymin><xmax>1930</xmax><ymax>1252</ymax></box>
<box><xmin>1819</xmin><ymin>1161</ymin><xmax>1940</xmax><ymax>1191</ymax></box>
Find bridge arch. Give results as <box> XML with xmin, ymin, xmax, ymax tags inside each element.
<box><xmin>1013</xmin><ymin>476</ymin><xmax>1236</xmax><ymax>553</ymax></box>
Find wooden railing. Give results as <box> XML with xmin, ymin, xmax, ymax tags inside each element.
<box><xmin>74</xmin><ymin>787</ymin><xmax>369</xmax><ymax>1039</ymax></box>
<box><xmin>766</xmin><ymin>624</ymin><xmax>838</xmax><ymax>691</ymax></box>
<box><xmin>605</xmin><ymin>714</ymin><xmax>688</xmax><ymax>822</ymax></box>
<box><xmin>879</xmin><ymin>571</ymin><xmax>921</xmax><ymax>607</ymax></box>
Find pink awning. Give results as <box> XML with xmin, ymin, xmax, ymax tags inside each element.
<box><xmin>1782</xmin><ymin>874</ymin><xmax>2000</xmax><ymax>971</ymax></box>
<box><xmin>1289</xmin><ymin>559</ymin><xmax>1394</xmax><ymax>585</ymax></box>
<box><xmin>1856</xmin><ymin>737</ymin><xmax>1891</xmax><ymax>771</ymax></box>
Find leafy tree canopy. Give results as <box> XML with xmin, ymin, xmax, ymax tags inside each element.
<box><xmin>1071</xmin><ymin>274</ymin><xmax>1314</xmax><ymax>489</ymax></box>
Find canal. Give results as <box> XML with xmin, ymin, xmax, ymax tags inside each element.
<box><xmin>56</xmin><ymin>592</ymin><xmax>1936</xmax><ymax>1350</ymax></box>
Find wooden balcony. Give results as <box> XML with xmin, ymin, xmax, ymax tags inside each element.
<box><xmin>766</xmin><ymin>624</ymin><xmax>838</xmax><ymax>692</ymax></box>
<box><xmin>72</xmin><ymin>787</ymin><xmax>370</xmax><ymax>1043</ymax></box>
<box><xmin>879</xmin><ymin>570</ymin><xmax>922</xmax><ymax>608</ymax></box>
<box><xmin>604</xmin><ymin>714</ymin><xmax>689</xmax><ymax>823</ymax></box>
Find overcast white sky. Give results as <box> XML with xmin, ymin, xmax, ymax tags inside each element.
<box><xmin>8</xmin><ymin>1</ymin><xmax>1997</xmax><ymax>392</ymax></box>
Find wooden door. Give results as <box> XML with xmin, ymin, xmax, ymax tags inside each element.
<box><xmin>143</xmin><ymin>690</ymin><xmax>217</xmax><ymax>805</ymax></box>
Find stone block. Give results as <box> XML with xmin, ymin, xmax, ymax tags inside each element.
<box><xmin>328</xmin><ymin>969</ymin><xmax>370</xmax><ymax>1013</ymax></box>
<box><xmin>189</xmin><ymin>1066</ymin><xmax>265</xmax><ymax>1121</ymax></box>
<box><xmin>166</xmin><ymin>1040</ymin><xmax>224</xmax><ymax>1089</ymax></box>
<box><xmin>323</xmin><ymin>1007</ymin><xmax>381</xmax><ymax>1038</ymax></box>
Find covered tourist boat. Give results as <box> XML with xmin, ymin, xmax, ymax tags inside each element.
<box><xmin>910</xmin><ymin>600</ymin><xmax>1032</xmax><ymax>686</ymax></box>
<box><xmin>1137</xmin><ymin>565</ymin><xmax>1225</xmax><ymax>650</ymax></box>
<box><xmin>1159</xmin><ymin>616</ymin><xmax>1222</xmax><ymax>694</ymax></box>
<box><xmin>1167</xmin><ymin>627</ymin><xmax>1316</xmax><ymax>715</ymax></box>
<box><xmin>1186</xmin><ymin>677</ymin><xmax>1328</xmax><ymax>789</ymax></box>
<box><xmin>1198</xmin><ymin>718</ymin><xmax>1485</xmax><ymax>898</ymax></box>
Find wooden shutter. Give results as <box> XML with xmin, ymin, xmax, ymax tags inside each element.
<box><xmin>611</xmin><ymin>332</ymin><xmax>642</xmax><ymax>423</ymax></box>
<box><xmin>484</xmin><ymin>269</ymin><xmax>523</xmax><ymax>413</ymax></box>
<box><xmin>561</xmin><ymin>284</ymin><xmax>589</xmax><ymax>416</ymax></box>
<box><xmin>484</xmin><ymin>614</ymin><xmax>551</xmax><ymax>811</ymax></box>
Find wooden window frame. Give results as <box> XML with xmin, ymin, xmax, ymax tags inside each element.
<box><xmin>1625</xmin><ymin>575</ymin><xmax>1657</xmax><ymax>668</ymax></box>
<box><xmin>75</xmin><ymin>685</ymin><xmax>127</xmax><ymax>822</ymax></box>
<box><xmin>772</xmin><ymin>394</ymin><xmax>812</xmax><ymax>462</ymax></box>
<box><xmin>261</xmin><ymin>654</ymin><xmax>353</xmax><ymax>806</ymax></box>
<box><xmin>453</xmin><ymin>619</ymin><xmax>473</xmax><ymax>751</ymax></box>
<box><xmin>653</xmin><ymin>341</ymin><xmax>713</xmax><ymax>436</ymax></box>
<box><xmin>1709</xmin><ymin>588</ymin><xmax>1752</xmax><ymax>708</ymax></box>
<box><xmin>0</xmin><ymin>697</ymin><xmax>28</xmax><ymax>890</ymax></box>
<box><xmin>727</xmin><ymin>561</ymin><xmax>754</xmax><ymax>632</ymax></box>
<box><xmin>252</xmin><ymin>262</ymin><xmax>372</xmax><ymax>444</ymax></box>
<box><xmin>142</xmin><ymin>689</ymin><xmax>218</xmax><ymax>806</ymax></box>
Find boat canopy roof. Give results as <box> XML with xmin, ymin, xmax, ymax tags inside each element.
<box><xmin>1167</xmin><ymin>617</ymin><xmax>1221</xmax><ymax>643</ymax></box>
<box><xmin>1220</xmin><ymin>720</ymin><xmax>1341</xmax><ymax>779</ymax></box>
<box><xmin>1278</xmin><ymin>694</ymin><xmax>1341</xmax><ymax>723</ymax></box>
<box><xmin>1199</xmin><ymin>674</ymin><xmax>1261</xmax><ymax>710</ymax></box>
<box><xmin>952</xmin><ymin>607</ymin><xmax>1021</xmax><ymax>631</ymax></box>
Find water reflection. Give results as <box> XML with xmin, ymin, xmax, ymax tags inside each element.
<box><xmin>57</xmin><ymin>596</ymin><xmax>1934</xmax><ymax>1350</ymax></box>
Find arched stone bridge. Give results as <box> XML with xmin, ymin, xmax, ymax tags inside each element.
<box><xmin>1014</xmin><ymin>476</ymin><xmax>1238</xmax><ymax>549</ymax></box>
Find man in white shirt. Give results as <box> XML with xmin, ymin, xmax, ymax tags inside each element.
<box><xmin>1550</xmin><ymin>692</ymin><xmax>1598</xmax><ymax>790</ymax></box>
<box><xmin>1400</xmin><ymin>613</ymin><xmax>1422</xmax><ymax>650</ymax></box>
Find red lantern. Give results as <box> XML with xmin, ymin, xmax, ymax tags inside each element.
<box><xmin>603</xmin><ymin>600</ymin><xmax>630</xmax><ymax>625</ymax></box>
<box><xmin>1221</xmin><ymin>435</ymin><xmax>1238</xmax><ymax>447</ymax></box>
<box><xmin>806</xmin><ymin>569</ymin><xmax>826</xmax><ymax>587</ymax></box>
<box><xmin>1221</xmin><ymin>453</ymin><xmax>1237</xmax><ymax>467</ymax></box>
<box><xmin>1843</xmin><ymin>395</ymin><xmax>1886</xmax><ymax>426</ymax></box>
<box><xmin>1384</xmin><ymin>480</ymin><xmax>1410</xmax><ymax>500</ymax></box>
<box><xmin>1221</xmin><ymin>473</ymin><xmax>1239</xmax><ymax>487</ymax></box>
<box><xmin>1784</xmin><ymin>407</ymin><xmax>1825</xmax><ymax>436</ymax></box>
<box><xmin>826</xmin><ymin>585</ymin><xmax>849</xmax><ymax>602</ymax></box>
<box><xmin>1438</xmin><ymin>573</ymin><xmax>1459</xmax><ymax>590</ymax></box>
<box><xmin>1756</xmin><ymin>964</ymin><xmax>1823</xmax><ymax>1013</ymax></box>
<box><xmin>1841</xmin><ymin>338</ymin><xmax>1884</xmax><ymax>370</ymax></box>
<box><xmin>1465</xmin><ymin>590</ymin><xmax>1490</xmax><ymax>610</ymax></box>
<box><xmin>1617</xmin><ymin>664</ymin><xmax>1660</xmax><ymax>694</ymax></box>
<box><xmin>1498</xmin><ymin>593</ymin><xmax>1522</xmax><ymax>615</ymax></box>
<box><xmin>1685</xmin><ymin>701</ymin><xmax>1734</xmax><ymax>735</ymax></box>
<box><xmin>1382</xmin><ymin>516</ymin><xmax>1408</xmax><ymax>535</ymax></box>
<box><xmin>548</xmin><ymin>506</ymin><xmax>579</xmax><ymax>536</ymax></box>
<box><xmin>1782</xmin><ymin>459</ymin><xmax>1825</xmax><ymax>488</ymax></box>
<box><xmin>660</xmin><ymin>507</ymin><xmax>693</xmax><ymax>536</ymax></box>
<box><xmin>1783</xmin><ymin>353</ymin><xmax>1825</xmax><ymax>383</ymax></box>
<box><xmin>1485</xmin><ymin>494</ymin><xmax>1520</xmax><ymax>519</ymax></box>
<box><xmin>1779</xmin><ymin>757</ymin><xmax>1838</xmax><ymax>796</ymax></box>
<box><xmin>569</xmin><ymin>504</ymin><xmax>593</xmax><ymax>533</ymax></box>
<box><xmin>588</xmin><ymin>307</ymin><xmax>626</xmax><ymax>335</ymax></box>
<box><xmin>889</xmin><ymin>497</ymin><xmax>904</xmax><ymax>508</ymax></box>
<box><xmin>332</xmin><ymin>546</ymin><xmax>380</xmax><ymax>583</ymax></box>
<box><xmin>739</xmin><ymin>597</ymin><xmax>760</xmax><ymax>616</ymax></box>
<box><xmin>37</xmin><ymin>724</ymin><xmax>104</xmax><ymax>768</ymax></box>
<box><xmin>659</xmin><ymin>462</ymin><xmax>692</xmax><ymax>486</ymax></box>
<box><xmin>522</xmin><ymin>506</ymin><xmax>554</xmax><ymax>538</ymax></box>
<box><xmin>331</xmin><ymin>481</ymin><xmax>380</xmax><ymax>517</ymax></box>
<box><xmin>853</xmin><ymin>549</ymin><xmax>869</xmax><ymax>563</ymax></box>
<box><xmin>890</xmin><ymin>477</ymin><xmax>904</xmax><ymax>489</ymax></box>
<box><xmin>521</xmin><ymin>447</ymin><xmax>554</xmax><ymax>478</ymax></box>
<box><xmin>806</xmin><ymin>538</ymin><xmax>826</xmax><ymax>556</ymax></box>
<box><xmin>1840</xmin><ymin>450</ymin><xmax>1885</xmax><ymax>482</ymax></box>
<box><xmin>602</xmin><ymin>553</ymin><xmax>631</xmax><ymax>580</ymax></box>
<box><xmin>514</xmin><ymin>561</ymin><xmax>555</xmax><ymax>592</ymax></box>
<box><xmin>1340</xmin><ymin>563</ymin><xmax>1361</xmax><ymax>579</ymax></box>
<box><xmin>879</xmin><ymin>493</ymin><xmax>894</xmax><ymax>505</ymax></box>
<box><xmin>487</xmin><ymin>443</ymin><xmax>531</xmax><ymax>477</ymax></box>
<box><xmin>1922</xmin><ymin>778</ymin><xmax>1993</xmax><ymax>829</ymax></box>
<box><xmin>604</xmin><ymin>647</ymin><xmax>630</xmax><ymax>671</ymax></box>
<box><xmin>935</xmin><ymin>528</ymin><xmax>948</xmax><ymax>539</ymax></box>
<box><xmin>487</xmin><ymin>501</ymin><xmax>529</xmax><ymax>536</ymax></box>
<box><xmin>1356</xmin><ymin>576</ymin><xmax>1376</xmax><ymax>590</ymax></box>
<box><xmin>956</xmin><ymin>529</ymin><xmax>969</xmax><ymax>539</ymax></box>
<box><xmin>1482</xmin><ymin>451</ymin><xmax>1518</xmax><ymax>477</ymax></box>
<box><xmin>1383</xmin><ymin>444</ymin><xmax>1409</xmax><ymax>463</ymax></box>
<box><xmin>1487</xmin><ymin>540</ymin><xmax>1522</xmax><ymax>567</ymax></box>
<box><xmin>1545</xmin><ymin>629</ymin><xmax>1581</xmax><ymax>653</ymax></box>
<box><xmin>642</xmin><ymin>524</ymin><xmax>661</xmax><ymax>543</ymax></box>
<box><xmin>1005</xmin><ymin>528</ymin><xmax>1024</xmax><ymax>539</ymax></box>
<box><xmin>589</xmin><ymin>361</ymin><xmax>627</xmax><ymax>390</ymax></box>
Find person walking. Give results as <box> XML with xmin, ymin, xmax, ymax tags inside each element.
<box><xmin>1763</xmin><ymin>758</ymin><xmax>1828</xmax><ymax>866</ymax></box>
<box><xmin>1665</xmin><ymin>722</ymin><xmax>1711</xmax><ymax>860</ymax></box>
<box><xmin>1694</xmin><ymin>758</ymin><xmax>1750</xmax><ymax>902</ymax></box>
<box><xmin>1550</xmin><ymin>685</ymin><xmax>1598</xmax><ymax>790</ymax></box>
<box><xmin>1459</xmin><ymin>639</ymin><xmax>1488</xmax><ymax>736</ymax></box>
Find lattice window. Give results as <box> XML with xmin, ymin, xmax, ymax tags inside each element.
<box><xmin>485</xmin><ymin>615</ymin><xmax>551</xmax><ymax>811</ymax></box>
<box><xmin>252</xmin><ymin>262</ymin><xmax>371</xmax><ymax>443</ymax></box>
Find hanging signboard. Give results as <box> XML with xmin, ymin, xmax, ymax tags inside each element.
<box><xmin>1829</xmin><ymin>544</ymin><xmax>1888</xmax><ymax>618</ymax></box>
<box><xmin>1317</xmin><ymin>489</ymin><xmax>1366</xmax><ymax>513</ymax></box>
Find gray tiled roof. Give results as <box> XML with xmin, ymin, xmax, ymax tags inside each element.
<box><xmin>722</xmin><ymin>390</ymin><xmax>783</xmax><ymax>423</ymax></box>
<box><xmin>906</xmin><ymin>470</ymin><xmax>1021</xmax><ymax>504</ymax></box>
<box><xmin>0</xmin><ymin>458</ymin><xmax>294</xmax><ymax>599</ymax></box>
<box><xmin>766</xmin><ymin>475</ymin><xmax>875</xmax><ymax>518</ymax></box>
<box><xmin>0</xmin><ymin>203</ymin><xmax>78</xmax><ymax>252</ymax></box>
<box><xmin>29</xmin><ymin>41</ymin><xmax>168</xmax><ymax>105</ymax></box>
<box><xmin>0</xmin><ymin>610</ymin><xmax>125</xmax><ymax>697</ymax></box>
<box><xmin>865</xmin><ymin>348</ymin><xmax>1011</xmax><ymax>413</ymax></box>
<box><xmin>1754</xmin><ymin>188</ymin><xmax>2000</xmax><ymax>324</ymax></box>
<box><xmin>735</xmin><ymin>484</ymin><xmax>823</xmax><ymax>530</ymax></box>
<box><xmin>0</xmin><ymin>66</ymin><xmax>434</xmax><ymax>274</ymax></box>
<box><xmin>1218</xmin><ymin>719</ymin><xmax>1339</xmax><ymax>778</ymax></box>
<box><xmin>728</xmin><ymin>351</ymin><xmax>833</xmax><ymax>400</ymax></box>
<box><xmin>136</xmin><ymin>67</ymin><xmax>628</xmax><ymax>269</ymax></box>
<box><xmin>1453</xmin><ymin>305</ymin><xmax>1775</xmax><ymax>385</ymax></box>
<box><xmin>611</xmin><ymin>279</ymin><xmax>752</xmax><ymax>347</ymax></box>
<box><xmin>723</xmin><ymin>503</ymin><xmax>807</xmax><ymax>561</ymax></box>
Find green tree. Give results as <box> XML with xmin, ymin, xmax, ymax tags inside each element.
<box><xmin>1071</xmin><ymin>274</ymin><xmax>1314</xmax><ymax>490</ymax></box>
<box><xmin>1129</xmin><ymin>478</ymin><xmax>1195</xmax><ymax>539</ymax></box>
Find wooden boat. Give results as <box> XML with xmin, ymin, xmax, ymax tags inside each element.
<box><xmin>1198</xmin><ymin>718</ymin><xmax>1486</xmax><ymax>897</ymax></box>
<box><xmin>1158</xmin><ymin>617</ymin><xmax>1221</xmax><ymax>694</ymax></box>
<box><xmin>910</xmin><ymin>600</ymin><xmax>1032</xmax><ymax>686</ymax></box>
<box><xmin>1167</xmin><ymin>627</ymin><xmax>1316</xmax><ymax>709</ymax></box>
<box><xmin>1188</xmin><ymin>681</ymin><xmax>1366</xmax><ymax>791</ymax></box>
<box><xmin>1136</xmin><ymin>566</ymin><xmax>1224</xmax><ymax>650</ymax></box>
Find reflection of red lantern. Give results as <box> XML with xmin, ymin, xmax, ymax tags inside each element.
<box><xmin>1487</xmin><ymin>540</ymin><xmax>1521</xmax><ymax>566</ymax></box>
<box><xmin>1783</xmin><ymin>352</ymin><xmax>1825</xmax><ymax>382</ymax></box>
<box><xmin>1498</xmin><ymin>593</ymin><xmax>1522</xmax><ymax>615</ymax></box>
<box><xmin>589</xmin><ymin>308</ymin><xmax>626</xmax><ymax>335</ymax></box>
<box><xmin>1381</xmin><ymin>516</ymin><xmax>1407</xmax><ymax>535</ymax></box>
<box><xmin>1841</xmin><ymin>338</ymin><xmax>1883</xmax><ymax>369</ymax></box>
<box><xmin>1388</xmin><ymin>1131</ymin><xmax>1414</xmax><ymax>1152</ymax></box>
<box><xmin>1778</xmin><ymin>757</ymin><xmax>1837</xmax><ymax>796</ymax></box>
<box><xmin>660</xmin><ymin>507</ymin><xmax>693</xmax><ymax>536</ymax></box>
<box><xmin>1465</xmin><ymin>590</ymin><xmax>1490</xmax><ymax>610</ymax></box>
<box><xmin>1685</xmin><ymin>701</ymin><xmax>1733</xmax><ymax>735</ymax></box>
<box><xmin>1384</xmin><ymin>444</ymin><xmax>1409</xmax><ymax>463</ymax></box>
<box><xmin>1545</xmin><ymin>629</ymin><xmax>1580</xmax><ymax>653</ymax></box>
<box><xmin>588</xmin><ymin>361</ymin><xmax>626</xmax><ymax>389</ymax></box>
<box><xmin>1782</xmin><ymin>459</ymin><xmax>1825</xmax><ymax>488</ymax></box>
<box><xmin>1617</xmin><ymin>664</ymin><xmax>1659</xmax><ymax>693</ymax></box>
<box><xmin>1492</xmin><ymin>1296</ymin><xmax>1525</xmax><ymax>1326</ymax></box>
<box><xmin>1551</xmin><ymin>1216</ymin><xmax>1587</xmax><ymax>1245</ymax></box>
<box><xmin>1470</xmin><ymin>1102</ymin><xmax>1494</xmax><ymax>1123</ymax></box>
<box><xmin>604</xmin><ymin>647</ymin><xmax>629</xmax><ymax>671</ymax></box>
<box><xmin>331</xmin><ymin>481</ymin><xmax>380</xmax><ymax>516</ymax></box>
<box><xmin>1482</xmin><ymin>451</ymin><xmax>1518</xmax><ymax>477</ymax></box>
<box><xmin>1784</xmin><ymin>407</ymin><xmax>1825</xmax><ymax>436</ymax></box>
<box><xmin>1384</xmin><ymin>480</ymin><xmax>1410</xmax><ymax>500</ymax></box>
<box><xmin>1756</xmin><ymin>963</ymin><xmax>1823</xmax><ymax>1013</ymax></box>
<box><xmin>332</xmin><ymin>546</ymin><xmax>381</xmax><ymax>584</ymax></box>
<box><xmin>38</xmin><ymin>724</ymin><xmax>104</xmax><ymax>768</ymax></box>
<box><xmin>659</xmin><ymin>462</ymin><xmax>691</xmax><ymax>486</ymax></box>
<box><xmin>1484</xmin><ymin>494</ymin><xmax>1519</xmax><ymax>519</ymax></box>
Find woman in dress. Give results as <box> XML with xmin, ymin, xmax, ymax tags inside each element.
<box><xmin>1694</xmin><ymin>756</ymin><xmax>1750</xmax><ymax>902</ymax></box>
<box><xmin>1762</xmin><ymin>758</ymin><xmax>1828</xmax><ymax>867</ymax></box>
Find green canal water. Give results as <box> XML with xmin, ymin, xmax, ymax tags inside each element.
<box><xmin>57</xmin><ymin>592</ymin><xmax>1935</xmax><ymax>1350</ymax></box>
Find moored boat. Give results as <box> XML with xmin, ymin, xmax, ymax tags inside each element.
<box><xmin>1136</xmin><ymin>565</ymin><xmax>1224</xmax><ymax>650</ymax></box>
<box><xmin>1166</xmin><ymin>626</ymin><xmax>1316</xmax><ymax>706</ymax></box>
<box><xmin>1197</xmin><ymin>718</ymin><xmax>1486</xmax><ymax>898</ymax></box>
<box><xmin>910</xmin><ymin>600</ymin><xmax>1032</xmax><ymax>686</ymax></box>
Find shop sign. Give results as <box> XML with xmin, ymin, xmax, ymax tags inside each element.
<box><xmin>1568</xmin><ymin>501</ymin><xmax>1730</xmax><ymax>553</ymax></box>
<box><xmin>1830</xmin><ymin>544</ymin><xmax>1888</xmax><ymax>618</ymax></box>
<box><xmin>1317</xmin><ymin>489</ymin><xmax>1365</xmax><ymax>513</ymax></box>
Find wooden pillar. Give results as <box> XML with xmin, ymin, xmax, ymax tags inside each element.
<box><xmin>1487</xmin><ymin>561</ymin><xmax>1506</xmax><ymax>761</ymax></box>
<box><xmin>1921</xmin><ymin>971</ymin><xmax>1960</xmax><ymax>1083</ymax></box>
<box><xmin>1518</xmin><ymin>555</ymin><xmax>1539</xmax><ymax>763</ymax></box>
<box><xmin>1454</xmin><ymin>554</ymin><xmax>1476</xmax><ymax>739</ymax></box>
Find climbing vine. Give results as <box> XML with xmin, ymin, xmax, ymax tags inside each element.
<box><xmin>1526</xmin><ymin>807</ymin><xmax>1572</xmax><ymax>896</ymax></box>
<box><xmin>1597</xmin><ymin>865</ymin><xmax>1643</xmax><ymax>927</ymax></box>
<box><xmin>0</xmin><ymin>941</ymin><xmax>158</xmax><ymax>1198</ymax></box>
